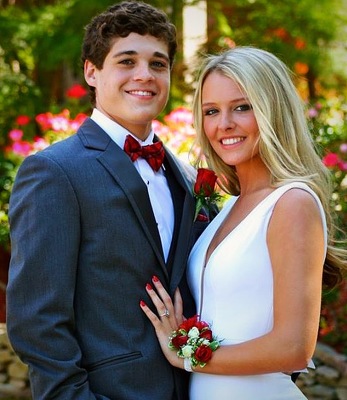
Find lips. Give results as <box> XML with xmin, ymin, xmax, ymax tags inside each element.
<box><xmin>126</xmin><ymin>90</ymin><xmax>155</xmax><ymax>96</ymax></box>
<box><xmin>221</xmin><ymin>137</ymin><xmax>245</xmax><ymax>145</ymax></box>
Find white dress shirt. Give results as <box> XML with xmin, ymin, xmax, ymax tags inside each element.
<box><xmin>91</xmin><ymin>108</ymin><xmax>174</xmax><ymax>261</ymax></box>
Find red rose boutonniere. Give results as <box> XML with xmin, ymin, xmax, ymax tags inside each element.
<box><xmin>193</xmin><ymin>168</ymin><xmax>221</xmax><ymax>221</ymax></box>
<box><xmin>168</xmin><ymin>315</ymin><xmax>221</xmax><ymax>368</ymax></box>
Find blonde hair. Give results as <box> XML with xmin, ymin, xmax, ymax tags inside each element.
<box><xmin>192</xmin><ymin>46</ymin><xmax>346</xmax><ymax>288</ymax></box>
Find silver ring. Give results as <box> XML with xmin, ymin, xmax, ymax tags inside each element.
<box><xmin>160</xmin><ymin>309</ymin><xmax>170</xmax><ymax>317</ymax></box>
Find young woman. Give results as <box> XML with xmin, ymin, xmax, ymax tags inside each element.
<box><xmin>140</xmin><ymin>47</ymin><xmax>347</xmax><ymax>399</ymax></box>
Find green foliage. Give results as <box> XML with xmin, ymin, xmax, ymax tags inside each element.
<box><xmin>309</xmin><ymin>97</ymin><xmax>347</xmax><ymax>229</ymax></box>
<box><xmin>0</xmin><ymin>154</ymin><xmax>17</xmax><ymax>252</ymax></box>
<box><xmin>206</xmin><ymin>0</ymin><xmax>347</xmax><ymax>97</ymax></box>
<box><xmin>320</xmin><ymin>282</ymin><xmax>347</xmax><ymax>354</ymax></box>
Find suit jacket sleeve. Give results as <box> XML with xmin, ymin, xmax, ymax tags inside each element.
<box><xmin>6</xmin><ymin>153</ymin><xmax>109</xmax><ymax>400</ymax></box>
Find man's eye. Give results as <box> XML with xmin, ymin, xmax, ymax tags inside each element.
<box><xmin>119</xmin><ymin>59</ymin><xmax>134</xmax><ymax>65</ymax></box>
<box><xmin>151</xmin><ymin>61</ymin><xmax>167</xmax><ymax>68</ymax></box>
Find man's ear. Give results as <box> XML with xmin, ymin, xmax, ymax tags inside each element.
<box><xmin>84</xmin><ymin>60</ymin><xmax>97</xmax><ymax>87</ymax></box>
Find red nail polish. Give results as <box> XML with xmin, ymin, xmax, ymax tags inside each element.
<box><xmin>140</xmin><ymin>300</ymin><xmax>146</xmax><ymax>307</ymax></box>
<box><xmin>152</xmin><ymin>275</ymin><xmax>159</xmax><ymax>282</ymax></box>
<box><xmin>146</xmin><ymin>283</ymin><xmax>153</xmax><ymax>290</ymax></box>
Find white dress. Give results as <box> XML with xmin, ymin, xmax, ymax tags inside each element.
<box><xmin>187</xmin><ymin>182</ymin><xmax>327</xmax><ymax>400</ymax></box>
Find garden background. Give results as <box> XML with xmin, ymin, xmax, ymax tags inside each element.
<box><xmin>0</xmin><ymin>0</ymin><xmax>346</xmax><ymax>360</ymax></box>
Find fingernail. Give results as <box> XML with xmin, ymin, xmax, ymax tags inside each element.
<box><xmin>146</xmin><ymin>283</ymin><xmax>153</xmax><ymax>290</ymax></box>
<box><xmin>152</xmin><ymin>275</ymin><xmax>159</xmax><ymax>282</ymax></box>
<box><xmin>140</xmin><ymin>300</ymin><xmax>146</xmax><ymax>307</ymax></box>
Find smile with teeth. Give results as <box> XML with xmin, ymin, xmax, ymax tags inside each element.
<box><xmin>127</xmin><ymin>90</ymin><xmax>154</xmax><ymax>96</ymax></box>
<box><xmin>222</xmin><ymin>137</ymin><xmax>245</xmax><ymax>145</ymax></box>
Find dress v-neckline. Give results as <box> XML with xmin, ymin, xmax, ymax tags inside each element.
<box><xmin>204</xmin><ymin>187</ymin><xmax>279</xmax><ymax>268</ymax></box>
<box><xmin>198</xmin><ymin>185</ymin><xmax>283</xmax><ymax>318</ymax></box>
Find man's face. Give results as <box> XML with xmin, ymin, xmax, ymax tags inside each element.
<box><xmin>84</xmin><ymin>33</ymin><xmax>171</xmax><ymax>141</ymax></box>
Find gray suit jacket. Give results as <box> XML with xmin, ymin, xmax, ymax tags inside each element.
<box><xmin>6</xmin><ymin>118</ymin><xmax>199</xmax><ymax>400</ymax></box>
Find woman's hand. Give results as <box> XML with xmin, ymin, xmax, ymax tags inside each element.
<box><xmin>140</xmin><ymin>276</ymin><xmax>185</xmax><ymax>369</ymax></box>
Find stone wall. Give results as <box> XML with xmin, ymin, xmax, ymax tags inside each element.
<box><xmin>0</xmin><ymin>249</ymin><xmax>10</xmax><ymax>323</ymax></box>
<box><xmin>0</xmin><ymin>324</ymin><xmax>30</xmax><ymax>399</ymax></box>
<box><xmin>0</xmin><ymin>323</ymin><xmax>346</xmax><ymax>399</ymax></box>
<box><xmin>297</xmin><ymin>342</ymin><xmax>347</xmax><ymax>400</ymax></box>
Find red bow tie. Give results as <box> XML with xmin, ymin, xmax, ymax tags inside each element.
<box><xmin>123</xmin><ymin>134</ymin><xmax>165</xmax><ymax>172</ymax></box>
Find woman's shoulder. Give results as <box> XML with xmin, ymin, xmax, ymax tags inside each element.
<box><xmin>270</xmin><ymin>183</ymin><xmax>327</xmax><ymax>246</ymax></box>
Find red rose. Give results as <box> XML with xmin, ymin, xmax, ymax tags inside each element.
<box><xmin>171</xmin><ymin>334</ymin><xmax>188</xmax><ymax>349</ymax></box>
<box><xmin>196</xmin><ymin>213</ymin><xmax>208</xmax><ymax>222</ymax></box>
<box><xmin>194</xmin><ymin>344</ymin><xmax>213</xmax><ymax>363</ymax></box>
<box><xmin>196</xmin><ymin>320</ymin><xmax>209</xmax><ymax>330</ymax></box>
<box><xmin>199</xmin><ymin>329</ymin><xmax>213</xmax><ymax>341</ymax></box>
<box><xmin>179</xmin><ymin>315</ymin><xmax>199</xmax><ymax>332</ymax></box>
<box><xmin>194</xmin><ymin>168</ymin><xmax>217</xmax><ymax>197</ymax></box>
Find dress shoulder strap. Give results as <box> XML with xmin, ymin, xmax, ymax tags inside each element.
<box><xmin>262</xmin><ymin>182</ymin><xmax>327</xmax><ymax>251</ymax></box>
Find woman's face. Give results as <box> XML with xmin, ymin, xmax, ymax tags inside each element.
<box><xmin>201</xmin><ymin>71</ymin><xmax>261</xmax><ymax>169</ymax></box>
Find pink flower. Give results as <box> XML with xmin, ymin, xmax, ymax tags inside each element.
<box><xmin>322</xmin><ymin>153</ymin><xmax>340</xmax><ymax>167</ymax></box>
<box><xmin>9</xmin><ymin>129</ymin><xmax>23</xmax><ymax>142</ymax></box>
<box><xmin>340</xmin><ymin>143</ymin><xmax>347</xmax><ymax>153</ymax></box>
<box><xmin>338</xmin><ymin>161</ymin><xmax>347</xmax><ymax>171</ymax></box>
<box><xmin>12</xmin><ymin>141</ymin><xmax>33</xmax><ymax>157</ymax></box>
<box><xmin>36</xmin><ymin>113</ymin><xmax>52</xmax><ymax>131</ymax></box>
<box><xmin>32</xmin><ymin>137</ymin><xmax>49</xmax><ymax>151</ymax></box>
<box><xmin>164</xmin><ymin>107</ymin><xmax>193</xmax><ymax>125</ymax></box>
<box><xmin>307</xmin><ymin>108</ymin><xmax>318</xmax><ymax>118</ymax></box>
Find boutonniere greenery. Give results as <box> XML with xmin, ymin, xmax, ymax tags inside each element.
<box><xmin>193</xmin><ymin>168</ymin><xmax>221</xmax><ymax>221</ymax></box>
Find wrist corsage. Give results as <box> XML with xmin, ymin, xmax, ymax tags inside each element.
<box><xmin>168</xmin><ymin>315</ymin><xmax>221</xmax><ymax>370</ymax></box>
<box><xmin>193</xmin><ymin>168</ymin><xmax>221</xmax><ymax>221</ymax></box>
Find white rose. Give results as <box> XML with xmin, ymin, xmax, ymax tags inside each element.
<box><xmin>188</xmin><ymin>327</ymin><xmax>200</xmax><ymax>339</ymax></box>
<box><xmin>181</xmin><ymin>345</ymin><xmax>194</xmax><ymax>358</ymax></box>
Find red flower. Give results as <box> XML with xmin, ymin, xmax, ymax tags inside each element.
<box><xmin>171</xmin><ymin>334</ymin><xmax>188</xmax><ymax>349</ymax></box>
<box><xmin>193</xmin><ymin>168</ymin><xmax>220</xmax><ymax>221</ymax></box>
<box><xmin>194</xmin><ymin>344</ymin><xmax>213</xmax><ymax>363</ymax></box>
<box><xmin>168</xmin><ymin>314</ymin><xmax>221</xmax><ymax>368</ymax></box>
<box><xmin>179</xmin><ymin>315</ymin><xmax>199</xmax><ymax>332</ymax></box>
<box><xmin>200</xmin><ymin>329</ymin><xmax>213</xmax><ymax>341</ymax></box>
<box><xmin>194</xmin><ymin>168</ymin><xmax>217</xmax><ymax>197</ymax></box>
<box><xmin>16</xmin><ymin>115</ymin><xmax>30</xmax><ymax>126</ymax></box>
<box><xmin>196</xmin><ymin>213</ymin><xmax>208</xmax><ymax>222</ymax></box>
<box><xmin>66</xmin><ymin>84</ymin><xmax>87</xmax><ymax>99</ymax></box>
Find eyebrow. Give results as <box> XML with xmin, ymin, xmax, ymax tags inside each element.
<box><xmin>202</xmin><ymin>97</ymin><xmax>250</xmax><ymax>106</ymax></box>
<box><xmin>113</xmin><ymin>50</ymin><xmax>169</xmax><ymax>63</ymax></box>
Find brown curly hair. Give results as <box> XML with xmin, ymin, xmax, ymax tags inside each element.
<box><xmin>81</xmin><ymin>1</ymin><xmax>177</xmax><ymax>105</ymax></box>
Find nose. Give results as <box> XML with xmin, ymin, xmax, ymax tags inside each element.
<box><xmin>218</xmin><ymin>112</ymin><xmax>236</xmax><ymax>131</ymax></box>
<box><xmin>133</xmin><ymin>62</ymin><xmax>154</xmax><ymax>81</ymax></box>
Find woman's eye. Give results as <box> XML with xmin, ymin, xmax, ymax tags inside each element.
<box><xmin>235</xmin><ymin>104</ymin><xmax>253</xmax><ymax>111</ymax></box>
<box><xmin>204</xmin><ymin>109</ymin><xmax>218</xmax><ymax>116</ymax></box>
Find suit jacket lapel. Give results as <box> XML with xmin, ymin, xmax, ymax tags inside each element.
<box><xmin>163</xmin><ymin>147</ymin><xmax>196</xmax><ymax>291</ymax></box>
<box><xmin>78</xmin><ymin>119</ymin><xmax>167</xmax><ymax>274</ymax></box>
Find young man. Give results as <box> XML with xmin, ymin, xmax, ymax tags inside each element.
<box><xmin>6</xmin><ymin>2</ymin><xmax>199</xmax><ymax>399</ymax></box>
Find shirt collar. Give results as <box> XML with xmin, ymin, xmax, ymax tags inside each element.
<box><xmin>90</xmin><ymin>108</ymin><xmax>155</xmax><ymax>148</ymax></box>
